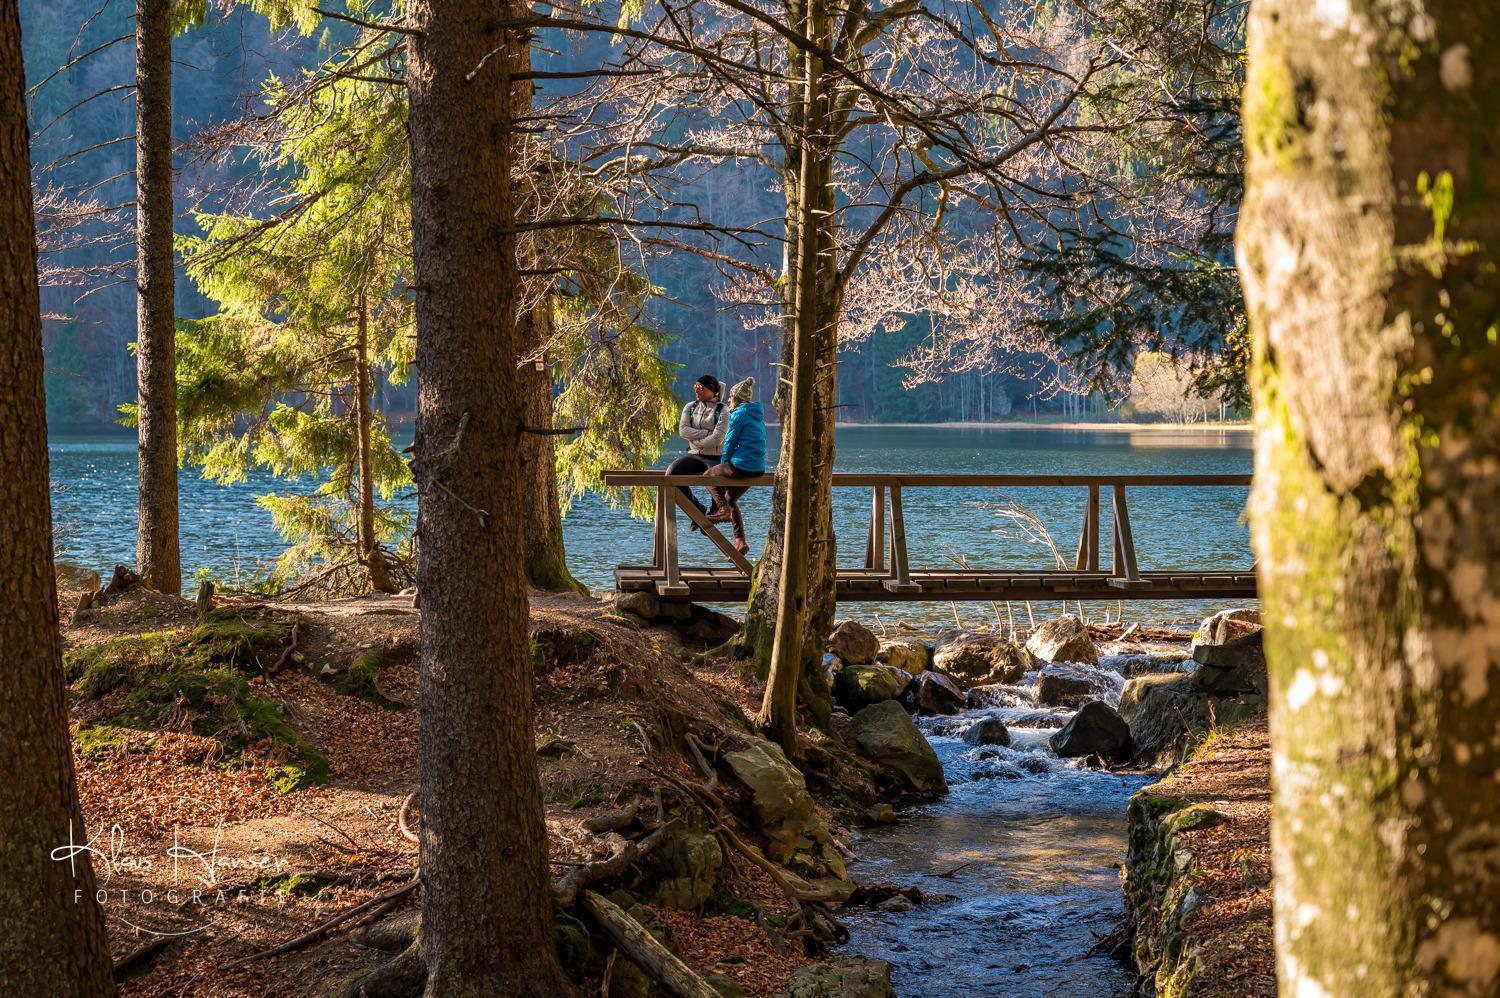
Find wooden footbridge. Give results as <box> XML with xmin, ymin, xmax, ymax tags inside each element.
<box><xmin>602</xmin><ymin>472</ymin><xmax>1256</xmax><ymax>603</ymax></box>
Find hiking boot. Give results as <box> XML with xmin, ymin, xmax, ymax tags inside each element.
<box><xmin>707</xmin><ymin>508</ymin><xmax>734</xmax><ymax>524</ymax></box>
<box><xmin>733</xmin><ymin>538</ymin><xmax>750</xmax><ymax>555</ymax></box>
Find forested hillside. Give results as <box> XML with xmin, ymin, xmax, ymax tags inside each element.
<box><xmin>24</xmin><ymin>0</ymin><xmax>1152</xmax><ymax>431</ymax></box>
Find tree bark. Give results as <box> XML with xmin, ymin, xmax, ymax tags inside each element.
<box><xmin>1241</xmin><ymin>2</ymin><xmax>1500</xmax><ymax>993</ymax></box>
<box><xmin>133</xmin><ymin>0</ymin><xmax>180</xmax><ymax>594</ymax></box>
<box><xmin>739</xmin><ymin>0</ymin><xmax>839</xmax><ymax>728</ymax></box>
<box><xmin>406</xmin><ymin>0</ymin><xmax>573</xmax><ymax>992</ymax></box>
<box><xmin>758</xmin><ymin>5</ymin><xmax>831</xmax><ymax>752</ymax></box>
<box><xmin>0</xmin><ymin>2</ymin><xmax>117</xmax><ymax>989</ymax></box>
<box><xmin>520</xmin><ymin>302</ymin><xmax>583</xmax><ymax>592</ymax></box>
<box><xmin>355</xmin><ymin>293</ymin><xmax>396</xmax><ymax>594</ymax></box>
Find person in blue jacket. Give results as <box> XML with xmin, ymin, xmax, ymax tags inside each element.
<box><xmin>706</xmin><ymin>377</ymin><xmax>765</xmax><ymax>553</ymax></box>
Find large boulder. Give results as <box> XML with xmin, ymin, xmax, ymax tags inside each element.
<box><xmin>1049</xmin><ymin>700</ymin><xmax>1131</xmax><ymax>760</ymax></box>
<box><xmin>784</xmin><ymin>957</ymin><xmax>896</xmax><ymax>998</ymax></box>
<box><xmin>962</xmin><ymin>716</ymin><xmax>1011</xmax><ymax>747</ymax></box>
<box><xmin>834</xmin><ymin>664</ymin><xmax>912</xmax><ymax>711</ymax></box>
<box><xmin>1026</xmin><ymin>615</ymin><xmax>1099</xmax><ymax>665</ymax></box>
<box><xmin>876</xmin><ymin>637</ymin><xmax>929</xmax><ymax>674</ymax></box>
<box><xmin>1120</xmin><ymin>672</ymin><xmax>1264</xmax><ymax>766</ymax></box>
<box><xmin>1191</xmin><ymin>626</ymin><xmax>1267</xmax><ymax>696</ymax></box>
<box><xmin>828</xmin><ymin>619</ymin><xmax>880</xmax><ymax>665</ymax></box>
<box><xmin>852</xmin><ymin>701</ymin><xmax>947</xmax><ymax>796</ymax></box>
<box><xmin>1191</xmin><ymin>608</ymin><xmax>1261</xmax><ymax>652</ymax></box>
<box><xmin>1035</xmin><ymin>664</ymin><xmax>1108</xmax><ymax>708</ymax></box>
<box><xmin>54</xmin><ymin>562</ymin><xmax>101</xmax><ymax>596</ymax></box>
<box><xmin>613</xmin><ymin>589</ymin><xmax>660</xmax><ymax>620</ymax></box>
<box><xmin>910</xmin><ymin>671</ymin><xmax>964</xmax><ymax>716</ymax></box>
<box><xmin>932</xmin><ymin>631</ymin><xmax>1033</xmax><ymax>685</ymax></box>
<box><xmin>723</xmin><ymin>739</ymin><xmax>817</xmax><ymax>860</ymax></box>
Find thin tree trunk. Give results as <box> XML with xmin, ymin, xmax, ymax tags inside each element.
<box><xmin>0</xmin><ymin>3</ymin><xmax>117</xmax><ymax>988</ymax></box>
<box><xmin>355</xmin><ymin>293</ymin><xmax>396</xmax><ymax>594</ymax></box>
<box><xmin>1242</xmin><ymin>2</ymin><xmax>1500</xmax><ymax>993</ymax></box>
<box><xmin>519</xmin><ymin>301</ymin><xmax>582</xmax><ymax>592</ymax></box>
<box><xmin>405</xmin><ymin>0</ymin><xmax>572</xmax><ymax>992</ymax></box>
<box><xmin>758</xmin><ymin>7</ymin><xmax>829</xmax><ymax>750</ymax></box>
<box><xmin>134</xmin><ymin>0</ymin><xmax>179</xmax><ymax>594</ymax></box>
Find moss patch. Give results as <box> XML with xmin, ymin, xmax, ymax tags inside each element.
<box><xmin>65</xmin><ymin>612</ymin><xmax>328</xmax><ymax>792</ymax></box>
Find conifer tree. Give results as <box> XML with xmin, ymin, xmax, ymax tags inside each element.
<box><xmin>178</xmin><ymin>74</ymin><xmax>414</xmax><ymax>594</ymax></box>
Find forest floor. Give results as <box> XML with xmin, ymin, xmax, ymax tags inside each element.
<box><xmin>1135</xmin><ymin>715</ymin><xmax>1276</xmax><ymax>995</ymax></box>
<box><xmin>57</xmin><ymin>577</ymin><xmax>848</xmax><ymax>997</ymax></box>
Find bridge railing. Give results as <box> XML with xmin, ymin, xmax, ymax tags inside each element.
<box><xmin>601</xmin><ymin>471</ymin><xmax>1253</xmax><ymax>600</ymax></box>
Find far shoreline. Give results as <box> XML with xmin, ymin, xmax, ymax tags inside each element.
<box><xmin>831</xmin><ymin>420</ymin><xmax>1253</xmax><ymax>433</ymax></box>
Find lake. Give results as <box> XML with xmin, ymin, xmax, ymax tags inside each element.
<box><xmin>49</xmin><ymin>425</ymin><xmax>1253</xmax><ymax>629</ymax></box>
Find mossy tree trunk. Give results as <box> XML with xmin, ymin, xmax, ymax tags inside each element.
<box><xmin>520</xmin><ymin>302</ymin><xmax>584</xmax><ymax>593</ymax></box>
<box><xmin>133</xmin><ymin>0</ymin><xmax>180</xmax><ymax>594</ymax></box>
<box><xmin>354</xmin><ymin>293</ymin><xmax>396</xmax><ymax>594</ymax></box>
<box><xmin>1241</xmin><ymin>2</ymin><xmax>1500</xmax><ymax>993</ymax></box>
<box><xmin>740</xmin><ymin>0</ymin><xmax>838</xmax><ymax>730</ymax></box>
<box><xmin>0</xmin><ymin>2</ymin><xmax>117</xmax><ymax>988</ymax></box>
<box><xmin>405</xmin><ymin>0</ymin><xmax>573</xmax><ymax>991</ymax></box>
<box><xmin>758</xmin><ymin>0</ymin><xmax>831</xmax><ymax>751</ymax></box>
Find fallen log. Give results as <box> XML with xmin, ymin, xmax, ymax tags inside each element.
<box><xmin>580</xmin><ymin>890</ymin><xmax>719</xmax><ymax>998</ymax></box>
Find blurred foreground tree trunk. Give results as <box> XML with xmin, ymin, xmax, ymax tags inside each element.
<box><xmin>405</xmin><ymin>0</ymin><xmax>573</xmax><ymax>991</ymax></box>
<box><xmin>0</xmin><ymin>0</ymin><xmax>117</xmax><ymax>990</ymax></box>
<box><xmin>1242</xmin><ymin>1</ymin><xmax>1500</xmax><ymax>993</ymax></box>
<box><xmin>134</xmin><ymin>0</ymin><xmax>180</xmax><ymax>594</ymax></box>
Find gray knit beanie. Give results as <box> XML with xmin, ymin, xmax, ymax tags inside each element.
<box><xmin>730</xmin><ymin>377</ymin><xmax>755</xmax><ymax>402</ymax></box>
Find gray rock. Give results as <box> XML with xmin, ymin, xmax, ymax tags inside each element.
<box><xmin>1049</xmin><ymin>700</ymin><xmax>1131</xmax><ymax>760</ymax></box>
<box><xmin>852</xmin><ymin>701</ymin><xmax>947</xmax><ymax>796</ymax></box>
<box><xmin>54</xmin><ymin>562</ymin><xmax>101</xmax><ymax>595</ymax></box>
<box><xmin>932</xmin><ymin>631</ymin><xmax>1033</xmax><ymax>685</ymax></box>
<box><xmin>962</xmin><ymin>716</ymin><xmax>1011</xmax><ymax>746</ymax></box>
<box><xmin>723</xmin><ymin>739</ymin><xmax>817</xmax><ymax>861</ymax></box>
<box><xmin>1119</xmin><ymin>672</ymin><xmax>1264</xmax><ymax>766</ymax></box>
<box><xmin>1035</xmin><ymin>664</ymin><xmax>1106</xmax><ymax>708</ymax></box>
<box><xmin>828</xmin><ymin>619</ymin><xmax>880</xmax><ymax>665</ymax></box>
<box><xmin>1191</xmin><ymin>608</ymin><xmax>1262</xmax><ymax>652</ymax></box>
<box><xmin>834</xmin><ymin>664</ymin><xmax>912</xmax><ymax>711</ymax></box>
<box><xmin>784</xmin><ymin>957</ymin><xmax>896</xmax><ymax>998</ymax></box>
<box><xmin>649</xmin><ymin>827</ymin><xmax>723</xmax><ymax>909</ymax></box>
<box><xmin>877</xmin><ymin>895</ymin><xmax>914</xmax><ymax>913</ymax></box>
<box><xmin>876</xmin><ymin>637</ymin><xmax>929</xmax><ymax>674</ymax></box>
<box><xmin>614</xmin><ymin>589</ymin><xmax>660</xmax><ymax>620</ymax></box>
<box><xmin>1025</xmin><ymin>615</ymin><xmax>1099</xmax><ymax>665</ymax></box>
<box><xmin>1191</xmin><ymin>629</ymin><xmax>1267</xmax><ymax>695</ymax></box>
<box><xmin>911</xmin><ymin>670</ymin><xmax>964</xmax><ymax>716</ymax></box>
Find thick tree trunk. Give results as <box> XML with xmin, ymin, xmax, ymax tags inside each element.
<box><xmin>355</xmin><ymin>295</ymin><xmax>396</xmax><ymax>594</ymax></box>
<box><xmin>520</xmin><ymin>303</ymin><xmax>583</xmax><ymax>592</ymax></box>
<box><xmin>133</xmin><ymin>0</ymin><xmax>179</xmax><ymax>595</ymax></box>
<box><xmin>0</xmin><ymin>3</ymin><xmax>117</xmax><ymax>989</ymax></box>
<box><xmin>1241</xmin><ymin>3</ymin><xmax>1500</xmax><ymax>993</ymax></box>
<box><xmin>758</xmin><ymin>8</ymin><xmax>831</xmax><ymax>752</ymax></box>
<box><xmin>406</xmin><ymin>0</ymin><xmax>572</xmax><ymax>992</ymax></box>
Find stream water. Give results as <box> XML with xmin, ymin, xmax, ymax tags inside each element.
<box><xmin>837</xmin><ymin>650</ymin><xmax>1166</xmax><ymax>996</ymax></box>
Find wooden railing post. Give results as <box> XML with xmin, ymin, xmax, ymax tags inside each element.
<box><xmin>1074</xmin><ymin>484</ymin><xmax>1101</xmax><ymax>571</ymax></box>
<box><xmin>883</xmin><ymin>484</ymin><xmax>919</xmax><ymax>593</ymax></box>
<box><xmin>1108</xmin><ymin>483</ymin><xmax>1148</xmax><ymax>589</ymax></box>
<box><xmin>865</xmin><ymin>485</ymin><xmax>886</xmax><ymax>571</ymax></box>
<box><xmin>658</xmin><ymin>484</ymin><xmax>690</xmax><ymax>597</ymax></box>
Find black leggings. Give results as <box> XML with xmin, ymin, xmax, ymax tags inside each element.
<box><xmin>665</xmin><ymin>453</ymin><xmax>720</xmax><ymax>515</ymax></box>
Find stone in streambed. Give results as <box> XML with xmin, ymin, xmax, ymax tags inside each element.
<box><xmin>877</xmin><ymin>636</ymin><xmax>929</xmax><ymax>674</ymax></box>
<box><xmin>1049</xmin><ymin>700</ymin><xmax>1130</xmax><ymax>760</ymax></box>
<box><xmin>1035</xmin><ymin>663</ymin><xmax>1107</xmax><ymax>708</ymax></box>
<box><xmin>722</xmin><ymin>739</ymin><xmax>817</xmax><ymax>861</ymax></box>
<box><xmin>834</xmin><ymin>664</ymin><xmax>912</xmax><ymax>711</ymax></box>
<box><xmin>1025</xmin><ymin>615</ymin><xmax>1099</xmax><ymax>665</ymax></box>
<box><xmin>910</xmin><ymin>671</ymin><xmax>964</xmax><ymax>716</ymax></box>
<box><xmin>932</xmin><ymin>631</ymin><xmax>1033</xmax><ymax>684</ymax></box>
<box><xmin>785</xmin><ymin>957</ymin><xmax>896</xmax><ymax>998</ymax></box>
<box><xmin>962</xmin><ymin>716</ymin><xmax>1011</xmax><ymax>746</ymax></box>
<box><xmin>828</xmin><ymin>618</ymin><xmax>880</xmax><ymax>665</ymax></box>
<box><xmin>852</xmin><ymin>701</ymin><xmax>947</xmax><ymax>796</ymax></box>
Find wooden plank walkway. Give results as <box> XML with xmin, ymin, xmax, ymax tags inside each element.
<box><xmin>602</xmin><ymin>471</ymin><xmax>1255</xmax><ymax>603</ymax></box>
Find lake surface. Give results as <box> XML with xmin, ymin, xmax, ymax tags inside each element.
<box><xmin>49</xmin><ymin>426</ymin><xmax>1252</xmax><ymax>628</ymax></box>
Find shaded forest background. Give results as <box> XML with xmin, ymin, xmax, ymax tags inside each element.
<box><xmin>24</xmin><ymin>0</ymin><xmax>1142</xmax><ymax>432</ymax></box>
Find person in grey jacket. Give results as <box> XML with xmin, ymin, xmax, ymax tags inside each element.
<box><xmin>666</xmin><ymin>375</ymin><xmax>726</xmax><ymax>523</ymax></box>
